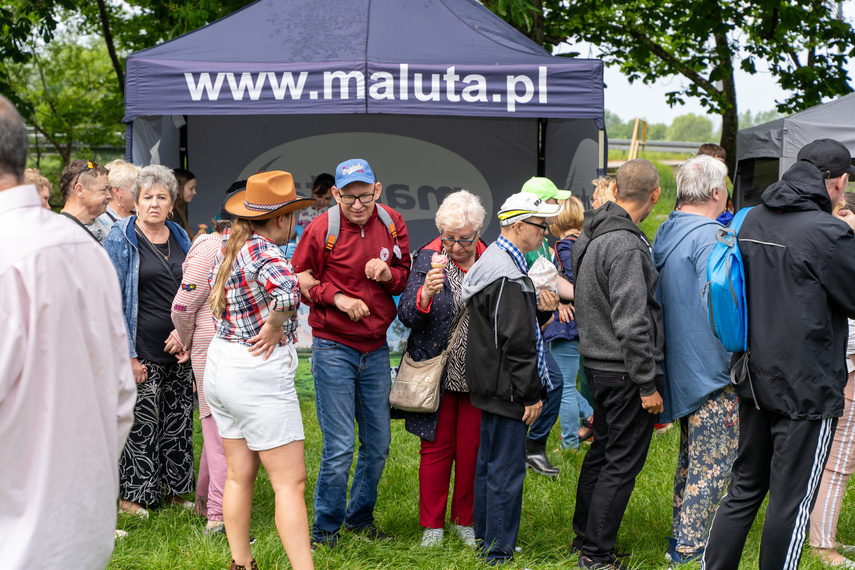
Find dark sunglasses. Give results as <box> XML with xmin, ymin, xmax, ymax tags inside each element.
<box><xmin>520</xmin><ymin>219</ymin><xmax>549</xmax><ymax>232</ymax></box>
<box><xmin>75</xmin><ymin>160</ymin><xmax>97</xmax><ymax>187</ymax></box>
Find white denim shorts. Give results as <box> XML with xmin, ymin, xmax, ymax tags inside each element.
<box><xmin>204</xmin><ymin>336</ymin><xmax>304</xmax><ymax>451</ymax></box>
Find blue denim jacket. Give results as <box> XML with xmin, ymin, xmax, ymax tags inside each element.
<box><xmin>104</xmin><ymin>216</ymin><xmax>192</xmax><ymax>358</ymax></box>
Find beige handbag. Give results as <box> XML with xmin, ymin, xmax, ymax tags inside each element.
<box><xmin>390</xmin><ymin>308</ymin><xmax>468</xmax><ymax>413</ymax></box>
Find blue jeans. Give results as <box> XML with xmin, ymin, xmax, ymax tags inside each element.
<box><xmin>474</xmin><ymin>411</ymin><xmax>527</xmax><ymax>565</ymax></box>
<box><xmin>550</xmin><ymin>339</ymin><xmax>592</xmax><ymax>448</ymax></box>
<box><xmin>527</xmin><ymin>350</ymin><xmax>564</xmax><ymax>445</ymax></box>
<box><xmin>311</xmin><ymin>337</ymin><xmax>392</xmax><ymax>541</ymax></box>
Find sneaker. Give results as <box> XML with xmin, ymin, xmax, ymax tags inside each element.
<box><xmin>118</xmin><ymin>505</ymin><xmax>149</xmax><ymax>519</ymax></box>
<box><xmin>204</xmin><ymin>522</ymin><xmax>226</xmax><ymax>536</ymax></box>
<box><xmin>350</xmin><ymin>524</ymin><xmax>392</xmax><ymax>542</ymax></box>
<box><xmin>450</xmin><ymin>523</ymin><xmax>476</xmax><ymax>547</ymax></box>
<box><xmin>577</xmin><ymin>554</ymin><xmax>631</xmax><ymax>570</ymax></box>
<box><xmin>310</xmin><ymin>535</ymin><xmax>339</xmax><ymax>551</ymax></box>
<box><xmin>669</xmin><ymin>548</ymin><xmax>703</xmax><ymax>568</ymax></box>
<box><xmin>420</xmin><ymin>527</ymin><xmax>444</xmax><ymax>547</ymax></box>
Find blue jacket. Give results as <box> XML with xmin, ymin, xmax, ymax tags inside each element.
<box><xmin>651</xmin><ymin>211</ymin><xmax>730</xmax><ymax>423</ymax></box>
<box><xmin>104</xmin><ymin>216</ymin><xmax>192</xmax><ymax>359</ymax></box>
<box><xmin>543</xmin><ymin>236</ymin><xmax>578</xmax><ymax>343</ymax></box>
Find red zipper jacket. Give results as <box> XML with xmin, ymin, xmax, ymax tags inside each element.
<box><xmin>291</xmin><ymin>205</ymin><xmax>411</xmax><ymax>353</ymax></box>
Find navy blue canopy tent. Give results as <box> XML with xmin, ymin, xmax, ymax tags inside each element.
<box><xmin>123</xmin><ymin>0</ymin><xmax>605</xmax><ymax>245</ymax></box>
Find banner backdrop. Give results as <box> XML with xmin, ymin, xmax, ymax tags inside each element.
<box><xmin>186</xmin><ymin>114</ymin><xmax>599</xmax><ymax>247</ymax></box>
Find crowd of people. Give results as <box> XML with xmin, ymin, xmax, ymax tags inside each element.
<box><xmin>4</xmin><ymin>87</ymin><xmax>855</xmax><ymax>570</ymax></box>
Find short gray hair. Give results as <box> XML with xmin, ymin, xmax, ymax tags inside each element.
<box><xmin>106</xmin><ymin>159</ymin><xmax>140</xmax><ymax>191</ymax></box>
<box><xmin>0</xmin><ymin>95</ymin><xmax>27</xmax><ymax>181</ymax></box>
<box><xmin>676</xmin><ymin>155</ymin><xmax>728</xmax><ymax>206</ymax></box>
<box><xmin>435</xmin><ymin>190</ymin><xmax>486</xmax><ymax>234</ymax></box>
<box><xmin>132</xmin><ymin>164</ymin><xmax>178</xmax><ymax>203</ymax></box>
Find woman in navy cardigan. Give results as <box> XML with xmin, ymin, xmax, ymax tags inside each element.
<box><xmin>397</xmin><ymin>190</ymin><xmax>487</xmax><ymax>549</ymax></box>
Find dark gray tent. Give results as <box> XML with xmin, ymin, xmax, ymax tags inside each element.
<box><xmin>123</xmin><ymin>0</ymin><xmax>605</xmax><ymax>245</ymax></box>
<box><xmin>734</xmin><ymin>93</ymin><xmax>855</xmax><ymax>209</ymax></box>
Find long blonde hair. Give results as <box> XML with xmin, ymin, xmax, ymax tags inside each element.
<box><xmin>209</xmin><ymin>218</ymin><xmax>253</xmax><ymax>317</ymax></box>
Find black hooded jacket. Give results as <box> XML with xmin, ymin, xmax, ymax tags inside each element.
<box><xmin>738</xmin><ymin>162</ymin><xmax>855</xmax><ymax>420</ymax></box>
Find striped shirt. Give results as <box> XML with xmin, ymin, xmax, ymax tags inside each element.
<box><xmin>170</xmin><ymin>233</ymin><xmax>221</xmax><ymax>418</ymax></box>
<box><xmin>209</xmin><ymin>231</ymin><xmax>301</xmax><ymax>346</ymax></box>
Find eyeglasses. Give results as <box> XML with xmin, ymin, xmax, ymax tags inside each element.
<box><xmin>441</xmin><ymin>229</ymin><xmax>480</xmax><ymax>247</ymax></box>
<box><xmin>337</xmin><ymin>192</ymin><xmax>376</xmax><ymax>205</ymax></box>
<box><xmin>75</xmin><ymin>160</ymin><xmax>97</xmax><ymax>187</ymax></box>
<box><xmin>520</xmin><ymin>219</ymin><xmax>549</xmax><ymax>232</ymax></box>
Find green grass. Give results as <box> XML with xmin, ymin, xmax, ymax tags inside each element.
<box><xmin>110</xmin><ymin>352</ymin><xmax>854</xmax><ymax>569</ymax></box>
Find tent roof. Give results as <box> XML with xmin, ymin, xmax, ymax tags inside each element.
<box><xmin>124</xmin><ymin>0</ymin><xmax>603</xmax><ymax>122</ymax></box>
<box><xmin>131</xmin><ymin>0</ymin><xmax>551</xmax><ymax>65</ymax></box>
<box><xmin>737</xmin><ymin>92</ymin><xmax>855</xmax><ymax>162</ymax></box>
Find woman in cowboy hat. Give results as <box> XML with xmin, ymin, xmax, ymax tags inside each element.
<box><xmin>204</xmin><ymin>171</ymin><xmax>315</xmax><ymax>570</ymax></box>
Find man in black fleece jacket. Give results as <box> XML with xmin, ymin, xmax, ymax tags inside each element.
<box><xmin>570</xmin><ymin>159</ymin><xmax>665</xmax><ymax>570</ymax></box>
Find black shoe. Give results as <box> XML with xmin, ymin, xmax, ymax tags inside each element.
<box><xmin>525</xmin><ymin>439</ymin><xmax>559</xmax><ymax>477</ymax></box>
<box><xmin>577</xmin><ymin>555</ymin><xmax>631</xmax><ymax>570</ymax></box>
<box><xmin>310</xmin><ymin>534</ymin><xmax>339</xmax><ymax>551</ymax></box>
<box><xmin>349</xmin><ymin>524</ymin><xmax>391</xmax><ymax>542</ymax></box>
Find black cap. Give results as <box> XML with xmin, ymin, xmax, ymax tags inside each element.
<box><xmin>219</xmin><ymin>179</ymin><xmax>247</xmax><ymax>221</ymax></box>
<box><xmin>797</xmin><ymin>139</ymin><xmax>855</xmax><ymax>179</ymax></box>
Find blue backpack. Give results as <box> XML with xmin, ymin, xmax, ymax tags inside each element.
<box><xmin>706</xmin><ymin>207</ymin><xmax>753</xmax><ymax>353</ymax></box>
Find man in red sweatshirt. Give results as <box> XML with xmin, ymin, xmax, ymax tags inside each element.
<box><xmin>292</xmin><ymin>158</ymin><xmax>410</xmax><ymax>548</ymax></box>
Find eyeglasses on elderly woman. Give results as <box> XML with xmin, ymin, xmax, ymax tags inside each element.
<box><xmin>440</xmin><ymin>229</ymin><xmax>480</xmax><ymax>247</ymax></box>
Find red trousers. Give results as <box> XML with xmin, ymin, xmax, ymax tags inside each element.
<box><xmin>419</xmin><ymin>391</ymin><xmax>482</xmax><ymax>528</ymax></box>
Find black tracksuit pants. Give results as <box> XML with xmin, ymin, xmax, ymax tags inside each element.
<box><xmin>702</xmin><ymin>400</ymin><xmax>836</xmax><ymax>570</ymax></box>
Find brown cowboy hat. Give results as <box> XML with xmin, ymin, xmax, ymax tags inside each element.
<box><xmin>223</xmin><ymin>171</ymin><xmax>314</xmax><ymax>220</ymax></box>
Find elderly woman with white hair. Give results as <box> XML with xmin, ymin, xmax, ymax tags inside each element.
<box><xmin>104</xmin><ymin>164</ymin><xmax>194</xmax><ymax>517</ymax></box>
<box><xmin>396</xmin><ymin>190</ymin><xmax>487</xmax><ymax>548</ymax></box>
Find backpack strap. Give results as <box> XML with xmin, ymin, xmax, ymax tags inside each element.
<box><xmin>324</xmin><ymin>203</ymin><xmax>398</xmax><ymax>257</ymax></box>
<box><xmin>324</xmin><ymin>204</ymin><xmax>341</xmax><ymax>257</ymax></box>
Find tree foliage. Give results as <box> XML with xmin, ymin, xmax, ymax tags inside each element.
<box><xmin>486</xmin><ymin>0</ymin><xmax>855</xmax><ymax>175</ymax></box>
<box><xmin>665</xmin><ymin>113</ymin><xmax>713</xmax><ymax>142</ymax></box>
<box><xmin>1</xmin><ymin>35</ymin><xmax>125</xmax><ymax>165</ymax></box>
<box><xmin>1</xmin><ymin>0</ymin><xmax>254</xmax><ymax>172</ymax></box>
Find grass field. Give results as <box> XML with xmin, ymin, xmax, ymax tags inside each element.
<box><xmin>109</xmin><ymin>356</ymin><xmax>854</xmax><ymax>569</ymax></box>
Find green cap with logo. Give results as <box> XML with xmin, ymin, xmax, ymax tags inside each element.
<box><xmin>521</xmin><ymin>177</ymin><xmax>572</xmax><ymax>201</ymax></box>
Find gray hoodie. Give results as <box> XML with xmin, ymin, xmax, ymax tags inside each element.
<box><xmin>570</xmin><ymin>201</ymin><xmax>664</xmax><ymax>395</ymax></box>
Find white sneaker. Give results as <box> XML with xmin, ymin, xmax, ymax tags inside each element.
<box><xmin>420</xmin><ymin>527</ymin><xmax>444</xmax><ymax>547</ymax></box>
<box><xmin>451</xmin><ymin>524</ymin><xmax>476</xmax><ymax>547</ymax></box>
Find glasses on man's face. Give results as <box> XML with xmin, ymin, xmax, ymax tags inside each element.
<box><xmin>521</xmin><ymin>219</ymin><xmax>549</xmax><ymax>232</ymax></box>
<box><xmin>75</xmin><ymin>160</ymin><xmax>97</xmax><ymax>187</ymax></box>
<box><xmin>337</xmin><ymin>192</ymin><xmax>376</xmax><ymax>205</ymax></box>
<box><xmin>441</xmin><ymin>229</ymin><xmax>480</xmax><ymax>248</ymax></box>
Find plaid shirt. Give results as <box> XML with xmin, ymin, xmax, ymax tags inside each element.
<box><xmin>496</xmin><ymin>236</ymin><xmax>551</xmax><ymax>389</ymax></box>
<box><xmin>210</xmin><ymin>231</ymin><xmax>301</xmax><ymax>346</ymax></box>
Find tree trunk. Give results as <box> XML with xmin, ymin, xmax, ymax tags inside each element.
<box><xmin>530</xmin><ymin>0</ymin><xmax>545</xmax><ymax>46</ymax></box>
<box><xmin>715</xmin><ymin>34</ymin><xmax>738</xmax><ymax>180</ymax></box>
<box><xmin>97</xmin><ymin>0</ymin><xmax>124</xmax><ymax>95</ymax></box>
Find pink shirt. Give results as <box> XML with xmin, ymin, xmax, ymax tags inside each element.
<box><xmin>170</xmin><ymin>233</ymin><xmax>221</xmax><ymax>418</ymax></box>
<box><xmin>0</xmin><ymin>185</ymin><xmax>137</xmax><ymax>568</ymax></box>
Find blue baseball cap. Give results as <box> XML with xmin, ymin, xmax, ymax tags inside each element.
<box><xmin>335</xmin><ymin>158</ymin><xmax>376</xmax><ymax>188</ymax></box>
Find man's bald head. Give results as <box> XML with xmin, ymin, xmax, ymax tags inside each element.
<box><xmin>615</xmin><ymin>159</ymin><xmax>660</xmax><ymax>205</ymax></box>
<box><xmin>0</xmin><ymin>95</ymin><xmax>27</xmax><ymax>184</ymax></box>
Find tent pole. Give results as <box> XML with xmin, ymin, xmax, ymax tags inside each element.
<box><xmin>179</xmin><ymin>116</ymin><xmax>189</xmax><ymax>169</ymax></box>
<box><xmin>537</xmin><ymin>118</ymin><xmax>547</xmax><ymax>177</ymax></box>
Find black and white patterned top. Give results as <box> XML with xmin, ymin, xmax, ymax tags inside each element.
<box><xmin>443</xmin><ymin>258</ymin><xmax>469</xmax><ymax>392</ymax></box>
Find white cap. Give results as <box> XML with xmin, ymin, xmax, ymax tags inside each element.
<box><xmin>497</xmin><ymin>192</ymin><xmax>563</xmax><ymax>226</ymax></box>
